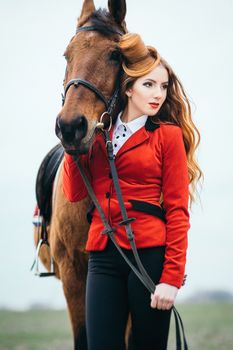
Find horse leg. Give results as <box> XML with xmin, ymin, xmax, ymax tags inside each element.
<box><xmin>62</xmin><ymin>269</ymin><xmax>87</xmax><ymax>350</ymax></box>
<box><xmin>54</xmin><ymin>238</ymin><xmax>88</xmax><ymax>350</ymax></box>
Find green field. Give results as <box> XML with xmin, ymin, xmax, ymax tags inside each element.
<box><xmin>167</xmin><ymin>303</ymin><xmax>233</xmax><ymax>350</ymax></box>
<box><xmin>0</xmin><ymin>303</ymin><xmax>233</xmax><ymax>350</ymax></box>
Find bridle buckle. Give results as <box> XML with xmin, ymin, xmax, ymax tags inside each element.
<box><xmin>96</xmin><ymin>111</ymin><xmax>112</xmax><ymax>131</ymax></box>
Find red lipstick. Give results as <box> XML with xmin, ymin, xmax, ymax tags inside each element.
<box><xmin>149</xmin><ymin>103</ymin><xmax>159</xmax><ymax>109</ymax></box>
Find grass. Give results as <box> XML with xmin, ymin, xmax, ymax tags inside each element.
<box><xmin>167</xmin><ymin>302</ymin><xmax>233</xmax><ymax>350</ymax></box>
<box><xmin>0</xmin><ymin>309</ymin><xmax>73</xmax><ymax>350</ymax></box>
<box><xmin>0</xmin><ymin>303</ymin><xmax>233</xmax><ymax>349</ymax></box>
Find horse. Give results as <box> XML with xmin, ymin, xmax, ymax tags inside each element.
<box><xmin>33</xmin><ymin>0</ymin><xmax>129</xmax><ymax>349</ymax></box>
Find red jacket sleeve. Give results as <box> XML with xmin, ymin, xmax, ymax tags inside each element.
<box><xmin>159</xmin><ymin>125</ymin><xmax>190</xmax><ymax>288</ymax></box>
<box><xmin>62</xmin><ymin>153</ymin><xmax>90</xmax><ymax>202</ymax></box>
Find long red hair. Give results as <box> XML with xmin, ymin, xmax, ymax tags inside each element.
<box><xmin>119</xmin><ymin>34</ymin><xmax>203</xmax><ymax>207</ymax></box>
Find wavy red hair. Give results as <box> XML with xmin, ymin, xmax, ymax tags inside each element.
<box><xmin>119</xmin><ymin>34</ymin><xmax>203</xmax><ymax>207</ymax></box>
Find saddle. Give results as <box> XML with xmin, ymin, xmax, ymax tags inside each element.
<box><xmin>31</xmin><ymin>143</ymin><xmax>64</xmax><ymax>277</ymax></box>
<box><xmin>35</xmin><ymin>143</ymin><xmax>64</xmax><ymax>224</ymax></box>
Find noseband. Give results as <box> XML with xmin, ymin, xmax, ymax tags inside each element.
<box><xmin>61</xmin><ymin>25</ymin><xmax>123</xmax><ymax>126</ymax></box>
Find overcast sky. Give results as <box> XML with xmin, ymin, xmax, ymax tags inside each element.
<box><xmin>0</xmin><ymin>0</ymin><xmax>233</xmax><ymax>309</ymax></box>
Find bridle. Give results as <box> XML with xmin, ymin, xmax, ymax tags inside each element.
<box><xmin>61</xmin><ymin>25</ymin><xmax>123</xmax><ymax>129</ymax></box>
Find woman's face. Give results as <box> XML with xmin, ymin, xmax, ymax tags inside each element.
<box><xmin>126</xmin><ymin>64</ymin><xmax>169</xmax><ymax>118</ymax></box>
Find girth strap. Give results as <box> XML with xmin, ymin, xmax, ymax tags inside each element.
<box><xmin>72</xmin><ymin>130</ymin><xmax>188</xmax><ymax>350</ymax></box>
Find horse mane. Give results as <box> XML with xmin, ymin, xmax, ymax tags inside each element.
<box><xmin>88</xmin><ymin>8</ymin><xmax>126</xmax><ymax>36</ymax></box>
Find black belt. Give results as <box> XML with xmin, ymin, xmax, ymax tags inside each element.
<box><xmin>73</xmin><ymin>128</ymin><xmax>188</xmax><ymax>350</ymax></box>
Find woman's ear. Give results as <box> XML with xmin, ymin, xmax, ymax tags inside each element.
<box><xmin>125</xmin><ymin>88</ymin><xmax>132</xmax><ymax>97</ymax></box>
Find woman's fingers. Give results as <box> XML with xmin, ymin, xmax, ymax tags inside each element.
<box><xmin>151</xmin><ymin>295</ymin><xmax>173</xmax><ymax>310</ymax></box>
<box><xmin>150</xmin><ymin>283</ymin><xmax>178</xmax><ymax>310</ymax></box>
<box><xmin>150</xmin><ymin>292</ymin><xmax>158</xmax><ymax>308</ymax></box>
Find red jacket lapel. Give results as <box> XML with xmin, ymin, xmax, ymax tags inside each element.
<box><xmin>92</xmin><ymin>126</ymin><xmax>149</xmax><ymax>159</ymax></box>
<box><xmin>116</xmin><ymin>127</ymin><xmax>149</xmax><ymax>158</ymax></box>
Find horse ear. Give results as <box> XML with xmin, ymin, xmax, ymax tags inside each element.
<box><xmin>78</xmin><ymin>0</ymin><xmax>96</xmax><ymax>27</ymax></box>
<box><xmin>108</xmin><ymin>0</ymin><xmax>127</xmax><ymax>32</ymax></box>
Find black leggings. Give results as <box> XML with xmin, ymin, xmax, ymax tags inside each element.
<box><xmin>86</xmin><ymin>239</ymin><xmax>171</xmax><ymax>350</ymax></box>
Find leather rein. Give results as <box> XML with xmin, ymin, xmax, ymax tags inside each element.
<box><xmin>64</xmin><ymin>24</ymin><xmax>188</xmax><ymax>350</ymax></box>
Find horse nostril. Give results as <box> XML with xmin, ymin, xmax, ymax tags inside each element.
<box><xmin>55</xmin><ymin>115</ymin><xmax>88</xmax><ymax>145</ymax></box>
<box><xmin>76</xmin><ymin>116</ymin><xmax>86</xmax><ymax>127</ymax></box>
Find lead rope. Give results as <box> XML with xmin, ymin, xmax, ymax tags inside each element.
<box><xmin>72</xmin><ymin>131</ymin><xmax>188</xmax><ymax>350</ymax></box>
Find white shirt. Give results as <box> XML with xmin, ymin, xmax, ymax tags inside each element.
<box><xmin>112</xmin><ymin>112</ymin><xmax>148</xmax><ymax>156</ymax></box>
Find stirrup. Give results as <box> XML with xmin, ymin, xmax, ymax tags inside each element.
<box><xmin>31</xmin><ymin>239</ymin><xmax>55</xmax><ymax>277</ymax></box>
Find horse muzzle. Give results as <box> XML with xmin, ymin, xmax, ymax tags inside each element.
<box><xmin>55</xmin><ymin>115</ymin><xmax>88</xmax><ymax>154</ymax></box>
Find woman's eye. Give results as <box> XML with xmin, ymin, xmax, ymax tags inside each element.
<box><xmin>143</xmin><ymin>82</ymin><xmax>153</xmax><ymax>87</ymax></box>
<box><xmin>162</xmin><ymin>84</ymin><xmax>168</xmax><ymax>90</ymax></box>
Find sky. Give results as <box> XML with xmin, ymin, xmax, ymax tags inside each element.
<box><xmin>0</xmin><ymin>0</ymin><xmax>233</xmax><ymax>310</ymax></box>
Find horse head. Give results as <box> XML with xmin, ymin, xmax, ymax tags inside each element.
<box><xmin>55</xmin><ymin>0</ymin><xmax>127</xmax><ymax>154</ymax></box>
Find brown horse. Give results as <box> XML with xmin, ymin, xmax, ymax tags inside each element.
<box><xmin>34</xmin><ymin>0</ymin><xmax>130</xmax><ymax>349</ymax></box>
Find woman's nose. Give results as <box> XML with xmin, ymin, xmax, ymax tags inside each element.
<box><xmin>153</xmin><ymin>87</ymin><xmax>163</xmax><ymax>99</ymax></box>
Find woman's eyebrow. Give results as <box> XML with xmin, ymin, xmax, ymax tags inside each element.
<box><xmin>145</xmin><ymin>78</ymin><xmax>169</xmax><ymax>84</ymax></box>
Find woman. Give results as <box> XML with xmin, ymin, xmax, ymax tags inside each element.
<box><xmin>63</xmin><ymin>33</ymin><xmax>202</xmax><ymax>350</ymax></box>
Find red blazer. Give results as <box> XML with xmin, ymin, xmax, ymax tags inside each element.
<box><xmin>62</xmin><ymin>117</ymin><xmax>190</xmax><ymax>288</ymax></box>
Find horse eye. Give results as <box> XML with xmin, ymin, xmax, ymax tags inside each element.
<box><xmin>109</xmin><ymin>50</ymin><xmax>122</xmax><ymax>62</ymax></box>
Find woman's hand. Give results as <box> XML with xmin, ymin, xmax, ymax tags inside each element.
<box><xmin>150</xmin><ymin>283</ymin><xmax>178</xmax><ymax>310</ymax></box>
